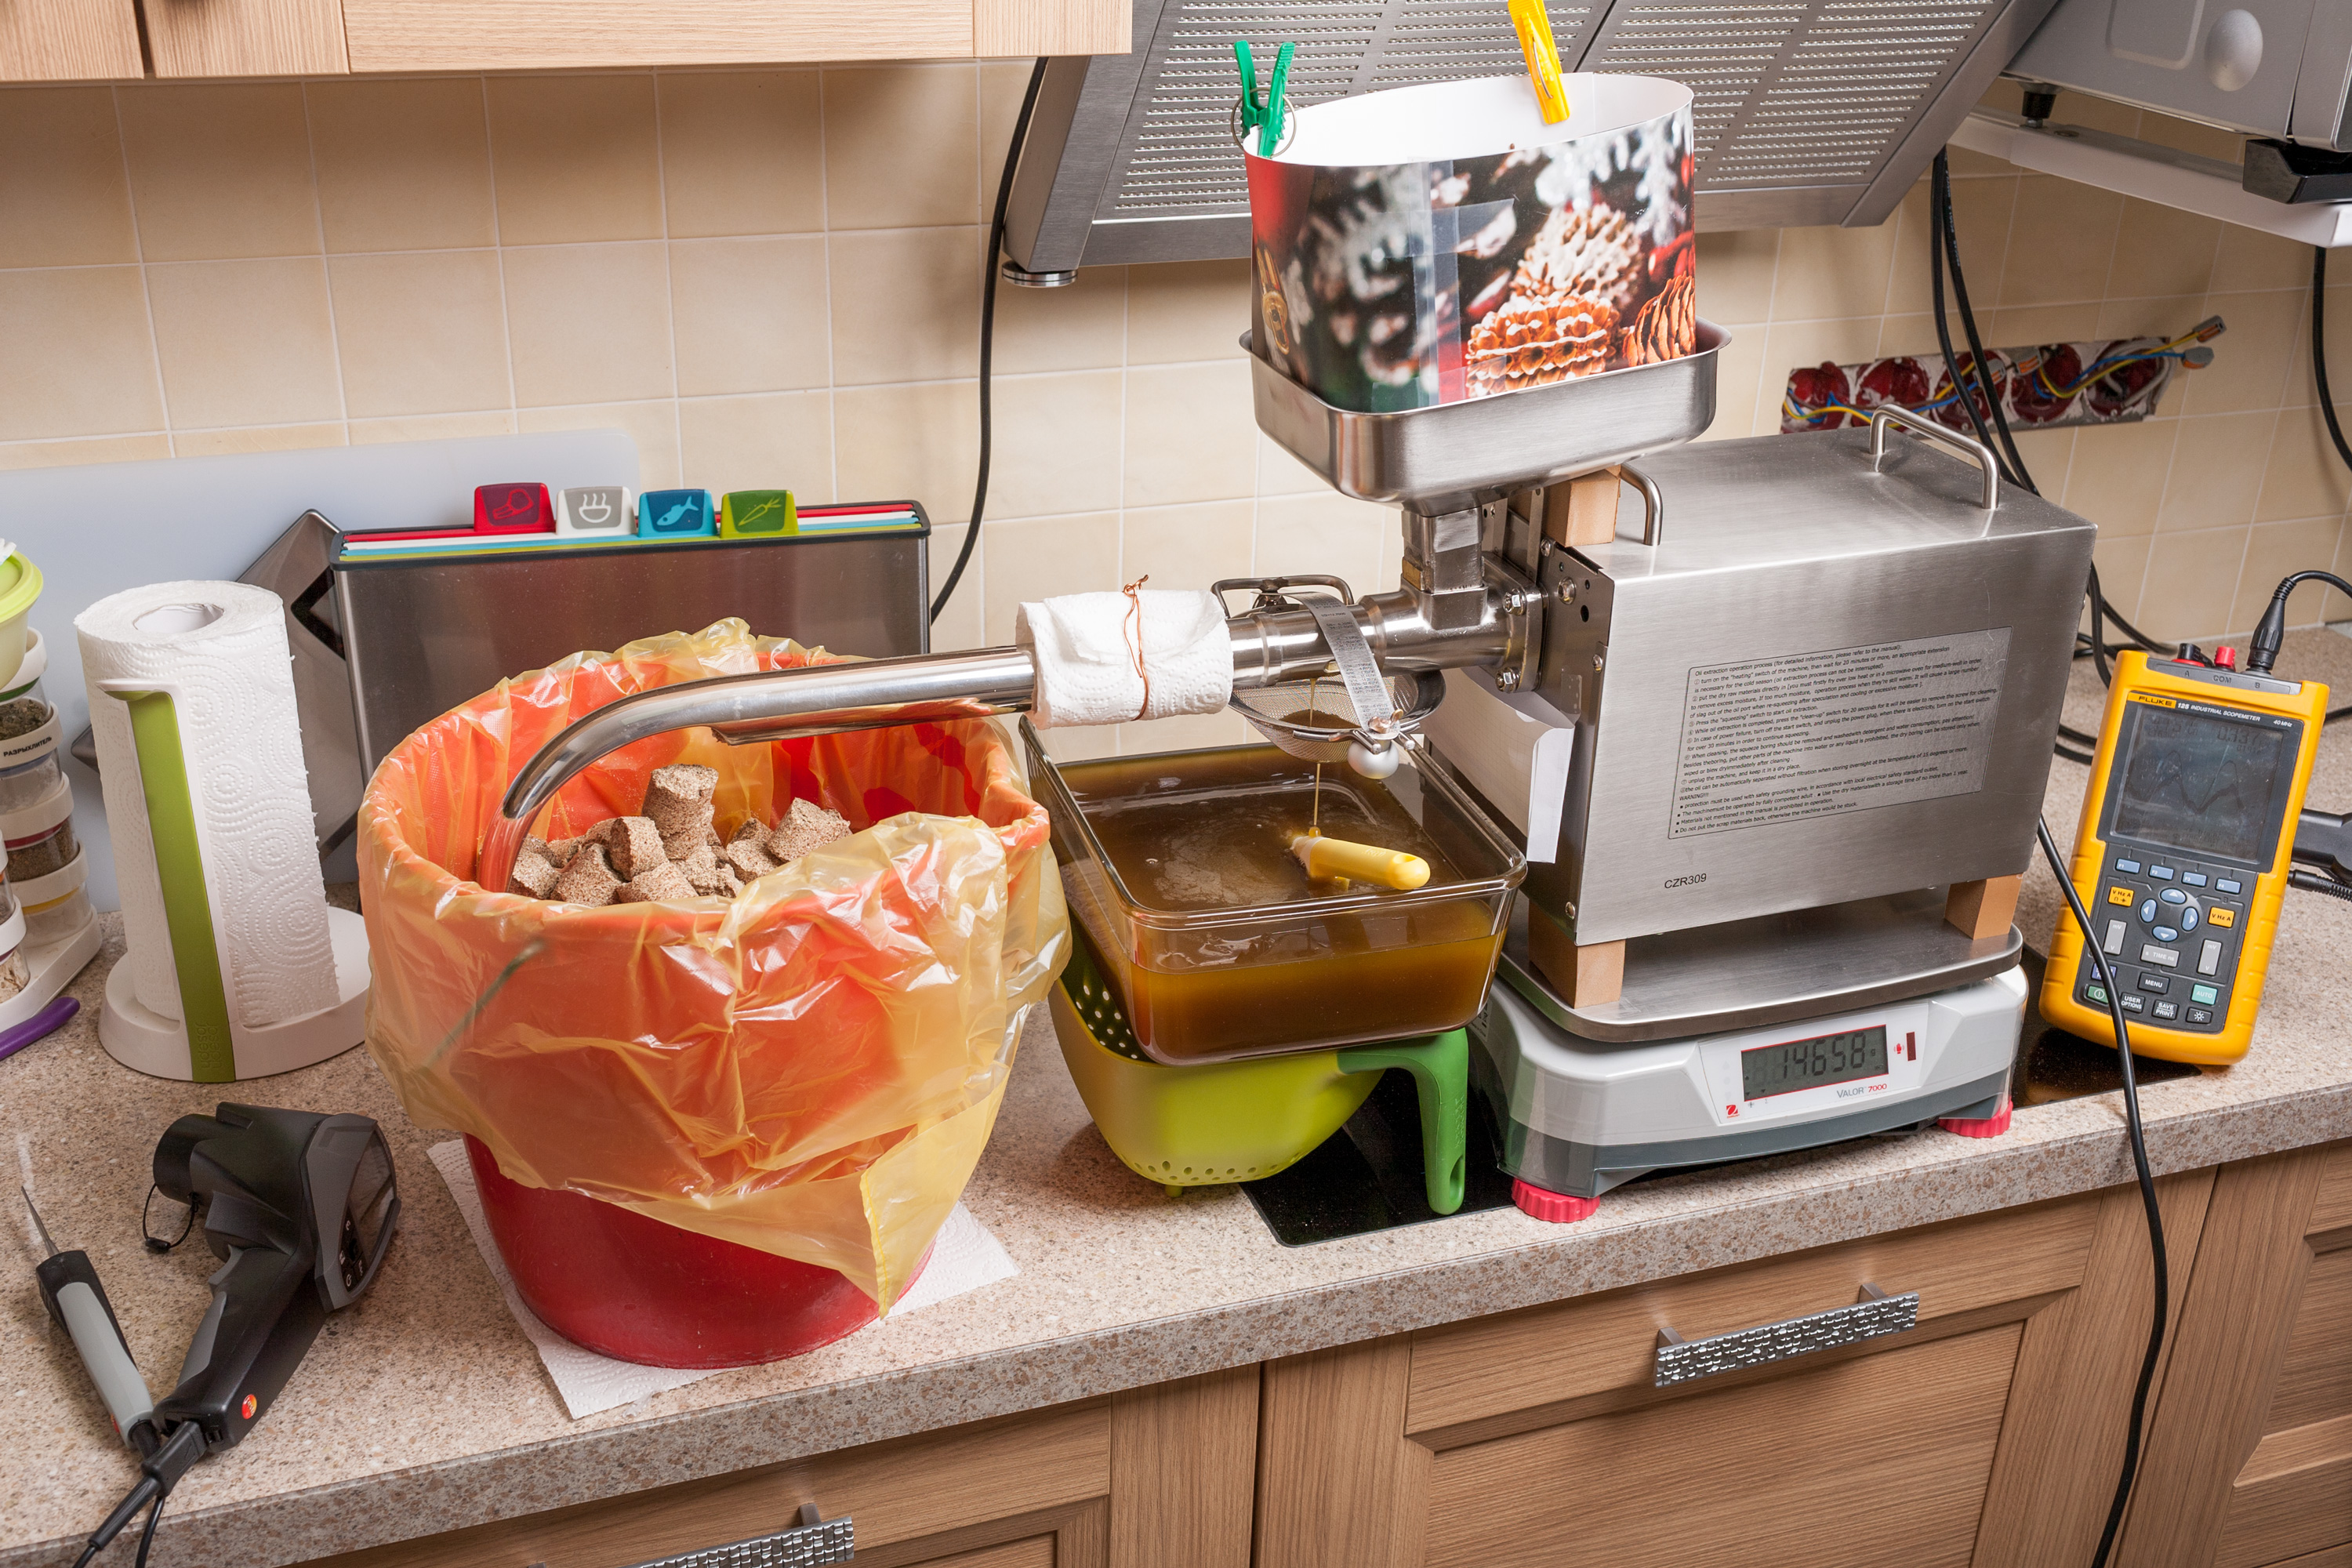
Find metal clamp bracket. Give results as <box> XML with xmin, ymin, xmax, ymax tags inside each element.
<box><xmin>1867</xmin><ymin>407</ymin><xmax>2000</xmax><ymax>510</ymax></box>
<box><xmin>1301</xmin><ymin>594</ymin><xmax>1398</xmax><ymax>739</ymax></box>
<box><xmin>1653</xmin><ymin>1283</ymin><xmax>1918</xmax><ymax>1387</ymax></box>
<box><xmin>618</xmin><ymin>1504</ymin><xmax>853</xmax><ymax>1568</ymax></box>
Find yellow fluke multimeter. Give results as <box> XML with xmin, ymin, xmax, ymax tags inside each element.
<box><xmin>2042</xmin><ymin>651</ymin><xmax>2329</xmax><ymax>1065</ymax></box>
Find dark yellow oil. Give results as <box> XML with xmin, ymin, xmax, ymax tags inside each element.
<box><xmin>1058</xmin><ymin>747</ymin><xmax>1504</xmax><ymax>1060</ymax></box>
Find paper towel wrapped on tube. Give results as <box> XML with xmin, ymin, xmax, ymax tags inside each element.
<box><xmin>77</xmin><ymin>580</ymin><xmax>368</xmax><ymax>1081</ymax></box>
<box><xmin>1015</xmin><ymin>590</ymin><xmax>1232</xmax><ymax>727</ymax></box>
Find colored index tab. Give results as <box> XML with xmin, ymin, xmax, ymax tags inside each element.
<box><xmin>557</xmin><ymin>485</ymin><xmax>633</xmax><ymax>535</ymax></box>
<box><xmin>637</xmin><ymin>488</ymin><xmax>716</xmax><ymax>538</ymax></box>
<box><xmin>474</xmin><ymin>482</ymin><xmax>554</xmax><ymax>534</ymax></box>
<box><xmin>719</xmin><ymin>490</ymin><xmax>797</xmax><ymax>536</ymax></box>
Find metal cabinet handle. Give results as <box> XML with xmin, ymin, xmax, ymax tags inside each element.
<box><xmin>1867</xmin><ymin>406</ymin><xmax>2000</xmax><ymax>510</ymax></box>
<box><xmin>1617</xmin><ymin>463</ymin><xmax>1665</xmax><ymax>547</ymax></box>
<box><xmin>1653</xmin><ymin>1283</ymin><xmax>1919</xmax><ymax>1387</ymax></box>
<box><xmin>618</xmin><ymin>1504</ymin><xmax>854</xmax><ymax>1568</ymax></box>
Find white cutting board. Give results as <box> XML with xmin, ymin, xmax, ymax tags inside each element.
<box><xmin>0</xmin><ymin>430</ymin><xmax>638</xmax><ymax>910</ymax></box>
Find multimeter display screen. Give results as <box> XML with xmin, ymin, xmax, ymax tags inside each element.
<box><xmin>1741</xmin><ymin>1026</ymin><xmax>1889</xmax><ymax>1101</ymax></box>
<box><xmin>2111</xmin><ymin>705</ymin><xmax>2289</xmax><ymax>863</ymax></box>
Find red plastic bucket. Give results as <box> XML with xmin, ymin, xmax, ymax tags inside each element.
<box><xmin>465</xmin><ymin>1136</ymin><xmax>914</xmax><ymax>1368</ymax></box>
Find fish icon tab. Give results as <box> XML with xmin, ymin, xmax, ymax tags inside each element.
<box><xmin>637</xmin><ymin>488</ymin><xmax>716</xmax><ymax>538</ymax></box>
<box><xmin>719</xmin><ymin>489</ymin><xmax>797</xmax><ymax>537</ymax></box>
<box><xmin>472</xmin><ymin>482</ymin><xmax>554</xmax><ymax>534</ymax></box>
<box><xmin>557</xmin><ymin>485</ymin><xmax>634</xmax><ymax>536</ymax></box>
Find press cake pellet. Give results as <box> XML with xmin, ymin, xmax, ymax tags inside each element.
<box><xmin>622</xmin><ymin>861</ymin><xmax>696</xmax><ymax>902</ymax></box>
<box><xmin>768</xmin><ymin>797</ymin><xmax>852</xmax><ymax>864</ymax></box>
<box><xmin>722</xmin><ymin>836</ymin><xmax>779</xmax><ymax>881</ymax></box>
<box><xmin>644</xmin><ymin>764</ymin><xmax>719</xmax><ymax>834</ymax></box>
<box><xmin>676</xmin><ymin>841</ymin><xmax>724</xmax><ymax>892</ymax></box>
<box><xmin>544</xmin><ymin>837</ymin><xmax>583</xmax><ymax>868</ymax></box>
<box><xmin>551</xmin><ymin>843</ymin><xmax>623</xmax><ymax>906</ymax></box>
<box><xmin>506</xmin><ymin>850</ymin><xmax>561</xmax><ymax>899</ymax></box>
<box><xmin>605</xmin><ymin>816</ymin><xmax>668</xmax><ymax>880</ymax></box>
<box><xmin>660</xmin><ymin>814</ymin><xmax>712</xmax><ymax>861</ymax></box>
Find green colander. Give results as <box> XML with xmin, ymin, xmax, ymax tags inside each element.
<box><xmin>1051</xmin><ymin>927</ymin><xmax>1466</xmax><ymax>1213</ymax></box>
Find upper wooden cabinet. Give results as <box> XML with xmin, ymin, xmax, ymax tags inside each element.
<box><xmin>0</xmin><ymin>0</ymin><xmax>1127</xmax><ymax>79</ymax></box>
<box><xmin>0</xmin><ymin>0</ymin><xmax>142</xmax><ymax>80</ymax></box>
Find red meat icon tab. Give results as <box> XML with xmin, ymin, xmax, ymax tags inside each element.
<box><xmin>473</xmin><ymin>482</ymin><xmax>554</xmax><ymax>535</ymax></box>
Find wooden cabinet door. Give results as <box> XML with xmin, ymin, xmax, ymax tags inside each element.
<box><xmin>140</xmin><ymin>0</ymin><xmax>345</xmax><ymax>74</ymax></box>
<box><xmin>2122</xmin><ymin>1139</ymin><xmax>2352</xmax><ymax>1568</ymax></box>
<box><xmin>342</xmin><ymin>0</ymin><xmax>967</xmax><ymax>72</ymax></box>
<box><xmin>1254</xmin><ymin>1177</ymin><xmax>2212</xmax><ymax>1568</ymax></box>
<box><xmin>0</xmin><ymin>0</ymin><xmax>141</xmax><ymax>81</ymax></box>
<box><xmin>306</xmin><ymin>1367</ymin><xmax>1255</xmax><ymax>1568</ymax></box>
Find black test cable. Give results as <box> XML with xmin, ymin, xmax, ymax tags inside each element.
<box><xmin>1929</xmin><ymin>146</ymin><xmax>2171</xmax><ymax>1566</ymax></box>
<box><xmin>930</xmin><ymin>57</ymin><xmax>1051</xmax><ymax>626</ymax></box>
<box><xmin>2307</xmin><ymin>249</ymin><xmax>2352</xmax><ymax>725</ymax></box>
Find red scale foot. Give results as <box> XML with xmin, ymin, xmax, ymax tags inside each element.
<box><xmin>1938</xmin><ymin>1094</ymin><xmax>2013</xmax><ymax>1138</ymax></box>
<box><xmin>1512</xmin><ymin>1179</ymin><xmax>1599</xmax><ymax>1224</ymax></box>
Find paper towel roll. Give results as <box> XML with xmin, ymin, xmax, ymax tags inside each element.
<box><xmin>78</xmin><ymin>581</ymin><xmax>336</xmax><ymax>1029</ymax></box>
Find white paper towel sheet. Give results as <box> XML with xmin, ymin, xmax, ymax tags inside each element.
<box><xmin>1015</xmin><ymin>589</ymin><xmax>1232</xmax><ymax>727</ymax></box>
<box><xmin>75</xmin><ymin>581</ymin><xmax>335</xmax><ymax>1027</ymax></box>
<box><xmin>427</xmin><ymin>1140</ymin><xmax>1021</xmax><ymax>1419</ymax></box>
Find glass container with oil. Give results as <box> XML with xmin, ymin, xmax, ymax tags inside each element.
<box><xmin>1025</xmin><ymin>724</ymin><xmax>1526</xmax><ymax>1064</ymax></box>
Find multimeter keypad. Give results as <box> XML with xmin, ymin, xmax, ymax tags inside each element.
<box><xmin>2078</xmin><ymin>848</ymin><xmax>2252</xmax><ymax>1033</ymax></box>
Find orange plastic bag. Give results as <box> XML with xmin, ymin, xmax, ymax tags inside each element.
<box><xmin>357</xmin><ymin>621</ymin><xmax>1066</xmax><ymax>1310</ymax></box>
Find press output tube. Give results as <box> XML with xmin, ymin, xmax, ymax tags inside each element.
<box><xmin>1292</xmin><ymin>833</ymin><xmax>1431</xmax><ymax>891</ymax></box>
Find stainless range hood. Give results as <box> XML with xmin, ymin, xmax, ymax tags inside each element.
<box><xmin>1005</xmin><ymin>0</ymin><xmax>2061</xmax><ymax>270</ymax></box>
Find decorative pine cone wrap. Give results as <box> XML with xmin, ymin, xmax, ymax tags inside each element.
<box><xmin>1512</xmin><ymin>205</ymin><xmax>1646</xmax><ymax>318</ymax></box>
<box><xmin>1465</xmin><ymin>293</ymin><xmax>1619</xmax><ymax>396</ymax></box>
<box><xmin>1620</xmin><ymin>274</ymin><xmax>1696</xmax><ymax>368</ymax></box>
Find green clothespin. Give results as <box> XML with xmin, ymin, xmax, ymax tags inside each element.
<box><xmin>1232</xmin><ymin>38</ymin><xmax>1297</xmax><ymax>155</ymax></box>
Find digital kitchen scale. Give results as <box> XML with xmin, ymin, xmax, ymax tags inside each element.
<box><xmin>1473</xmin><ymin>949</ymin><xmax>2024</xmax><ymax>1222</ymax></box>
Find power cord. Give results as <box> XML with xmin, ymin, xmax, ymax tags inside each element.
<box><xmin>1933</xmin><ymin>153</ymin><xmax>2036</xmax><ymax>493</ymax></box>
<box><xmin>1928</xmin><ymin>152</ymin><xmax>2016</xmax><ymax>487</ymax></box>
<box><xmin>67</xmin><ymin>1421</ymin><xmax>203</xmax><ymax>1568</ymax></box>
<box><xmin>2314</xmin><ymin>248</ymin><xmax>2352</xmax><ymax>474</ymax></box>
<box><xmin>2035</xmin><ymin>817</ymin><xmax>2169</xmax><ymax>1568</ymax></box>
<box><xmin>929</xmin><ymin>58</ymin><xmax>1051</xmax><ymax>626</ymax></box>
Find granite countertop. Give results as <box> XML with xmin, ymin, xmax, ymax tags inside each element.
<box><xmin>5</xmin><ymin>630</ymin><xmax>2349</xmax><ymax>1568</ymax></box>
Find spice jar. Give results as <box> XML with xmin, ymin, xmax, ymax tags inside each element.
<box><xmin>1</xmin><ymin>775</ymin><xmax>76</xmax><ymax>884</ymax></box>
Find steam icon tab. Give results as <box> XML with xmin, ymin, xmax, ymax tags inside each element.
<box><xmin>637</xmin><ymin>488</ymin><xmax>717</xmax><ymax>538</ymax></box>
<box><xmin>557</xmin><ymin>485</ymin><xmax>635</xmax><ymax>536</ymax></box>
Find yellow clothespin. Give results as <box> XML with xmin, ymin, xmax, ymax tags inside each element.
<box><xmin>1508</xmin><ymin>0</ymin><xmax>1570</xmax><ymax>125</ymax></box>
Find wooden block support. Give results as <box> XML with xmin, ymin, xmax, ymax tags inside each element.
<box><xmin>1526</xmin><ymin>904</ymin><xmax>1625</xmax><ymax>1009</ymax></box>
<box><xmin>1946</xmin><ymin>874</ymin><xmax>2022</xmax><ymax>940</ymax></box>
<box><xmin>1541</xmin><ymin>466</ymin><xmax>1623</xmax><ymax>549</ymax></box>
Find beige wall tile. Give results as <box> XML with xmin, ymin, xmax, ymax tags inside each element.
<box><xmin>927</xmin><ymin>523</ymin><xmax>985</xmax><ymax>651</ymax></box>
<box><xmin>1122</xmin><ymin>500</ymin><xmax>1253</xmax><ymax>592</ymax></box>
<box><xmin>147</xmin><ymin>257</ymin><xmax>340</xmax><ymax>430</ymax></box>
<box><xmin>822</xmin><ymin>64</ymin><xmax>978</xmax><ymax>231</ymax></box>
<box><xmin>676</xmin><ymin>391</ymin><xmax>833</xmax><ymax>515</ymax></box>
<box><xmin>1694</xmin><ymin>228</ymin><xmax>1776</xmax><ymax>324</ymax></box>
<box><xmin>2103</xmin><ymin>198</ymin><xmax>2218</xmax><ymax>303</ymax></box>
<box><xmin>2256</xmin><ymin>401</ymin><xmax>2352</xmax><ymax>524</ymax></box>
<box><xmin>2008</xmin><ymin>427</ymin><xmax>2074</xmax><ymax>495</ymax></box>
<box><xmin>2088</xmin><ymin>532</ymin><xmax>2153</xmax><ymax>626</ymax></box>
<box><xmin>2212</xmin><ymin>225</ymin><xmax>2315</xmax><ymax>294</ymax></box>
<box><xmin>2061</xmin><ymin>419</ymin><xmax>2175</xmax><ymax>538</ymax></box>
<box><xmin>2139</xmin><ymin>526</ymin><xmax>2249</xmax><ymax>641</ymax></box>
<box><xmin>829</xmin><ymin>226</ymin><xmax>979</xmax><ymax>386</ymax></box>
<box><xmin>1126</xmin><ymin>259</ymin><xmax>1250</xmax><ymax>363</ymax></box>
<box><xmin>988</xmin><ymin>370</ymin><xmax>1121</xmax><ymax>518</ymax></box>
<box><xmin>518</xmin><ymin>399</ymin><xmax>681</xmax><ymax>489</ymax></box>
<box><xmin>1871</xmin><ymin>311</ymin><xmax>1938</xmax><ymax>361</ymax></box>
<box><xmin>485</xmin><ymin>75</ymin><xmax>662</xmax><ymax>247</ymax></box>
<box><xmin>2274</xmin><ymin>283</ymin><xmax>2350</xmax><ymax>411</ymax></box>
<box><xmin>670</xmin><ymin>236</ymin><xmax>829</xmax><ymax>397</ymax></box>
<box><xmin>0</xmin><ymin>88</ymin><xmax>135</xmax><ymax>267</ymax></box>
<box><xmin>1124</xmin><ymin>361</ymin><xmax>1254</xmax><ymax>506</ymax></box>
<box><xmin>117</xmin><ymin>84</ymin><xmax>318</xmax><ymax>263</ymax></box>
<box><xmin>331</xmin><ymin>249</ymin><xmax>510</xmax><ymax>418</ymax></box>
<box><xmin>1258</xmin><ymin>432</ymin><xmax>1328</xmax><ymax>495</ymax></box>
<box><xmin>0</xmin><ymin>266</ymin><xmax>161</xmax><ymax>439</ymax></box>
<box><xmin>1254</xmin><ymin>492</ymin><xmax>1392</xmax><ymax>597</ymax></box>
<box><xmin>835</xmin><ymin>379</ymin><xmax>978</xmax><ymax>522</ymax></box>
<box><xmin>2332</xmin><ymin>526</ymin><xmax>2352</xmax><ymax>624</ymax></box>
<box><xmin>350</xmin><ymin>411</ymin><xmax>516</xmax><ymax>445</ymax></box>
<box><xmin>978</xmin><ymin>60</ymin><xmax>1036</xmax><ymax>213</ymax></box>
<box><xmin>174</xmin><ymin>423</ymin><xmax>347</xmax><ymax>457</ymax></box>
<box><xmin>982</xmin><ymin>510</ymin><xmax>1119</xmax><ymax>644</ymax></box>
<box><xmin>2000</xmin><ymin>177</ymin><xmax>2121</xmax><ymax>308</ymax></box>
<box><xmin>658</xmin><ymin>71</ymin><xmax>823</xmax><ymax>239</ymax></box>
<box><xmin>994</xmin><ymin>263</ymin><xmax>1125</xmax><ymax>375</ymax></box>
<box><xmin>1886</xmin><ymin>176</ymin><xmax>2013</xmax><ymax>317</ymax></box>
<box><xmin>503</xmin><ymin>241</ymin><xmax>673</xmax><ymax>407</ymax></box>
<box><xmin>1702</xmin><ymin>321</ymin><xmax>1767</xmax><ymax>439</ymax></box>
<box><xmin>2180</xmin><ymin>290</ymin><xmax>2299</xmax><ymax>414</ymax></box>
<box><xmin>2230</xmin><ymin>517</ymin><xmax>2347</xmax><ymax>633</ymax></box>
<box><xmin>2156</xmin><ymin>412</ymin><xmax>2274</xmax><ymax>532</ymax></box>
<box><xmin>1769</xmin><ymin>219</ymin><xmax>1897</xmax><ymax>322</ymax></box>
<box><xmin>308</xmin><ymin>78</ymin><xmax>495</xmax><ymax>254</ymax></box>
<box><xmin>0</xmin><ymin>434</ymin><xmax>171</xmax><ymax>470</ymax></box>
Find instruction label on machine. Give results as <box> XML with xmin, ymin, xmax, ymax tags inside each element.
<box><xmin>1668</xmin><ymin>630</ymin><xmax>2011</xmax><ymax>838</ymax></box>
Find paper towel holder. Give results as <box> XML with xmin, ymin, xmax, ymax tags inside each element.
<box><xmin>93</xmin><ymin>676</ymin><xmax>367</xmax><ymax>1082</ymax></box>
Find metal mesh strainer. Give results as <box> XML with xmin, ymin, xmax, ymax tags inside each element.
<box><xmin>1232</xmin><ymin>670</ymin><xmax>1443</xmax><ymax>764</ymax></box>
